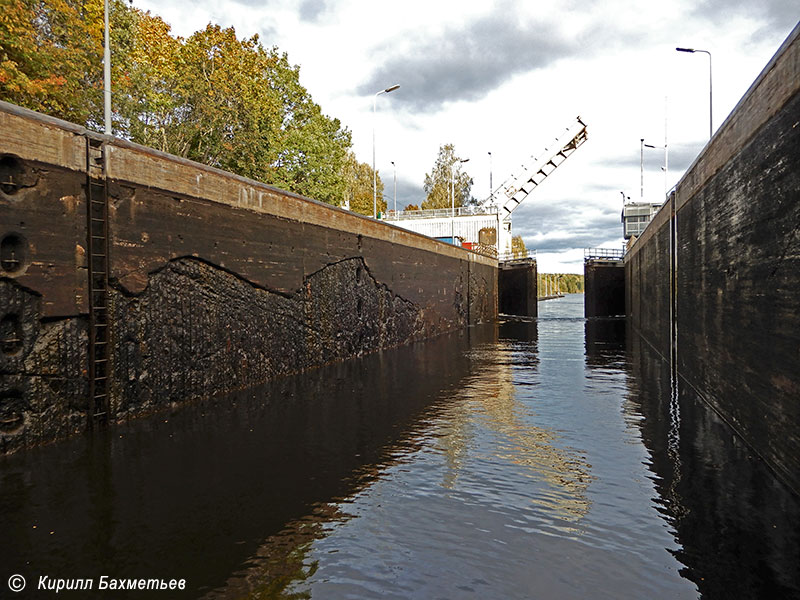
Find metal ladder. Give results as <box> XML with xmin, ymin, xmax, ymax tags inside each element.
<box><xmin>86</xmin><ymin>137</ymin><xmax>110</xmax><ymax>427</ymax></box>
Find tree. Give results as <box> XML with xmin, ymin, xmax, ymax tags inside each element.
<box><xmin>1</xmin><ymin>5</ymin><xmax>355</xmax><ymax>207</ymax></box>
<box><xmin>404</xmin><ymin>203</ymin><xmax>420</xmax><ymax>211</ymax></box>
<box><xmin>111</xmin><ymin>7</ymin><xmax>183</xmax><ymax>148</ymax></box>
<box><xmin>422</xmin><ymin>143</ymin><xmax>473</xmax><ymax>210</ymax></box>
<box><xmin>0</xmin><ymin>0</ymin><xmax>105</xmax><ymax>124</ymax></box>
<box><xmin>511</xmin><ymin>235</ymin><xmax>527</xmax><ymax>258</ymax></box>
<box><xmin>341</xmin><ymin>150</ymin><xmax>385</xmax><ymax>216</ymax></box>
<box><xmin>538</xmin><ymin>273</ymin><xmax>584</xmax><ymax>294</ymax></box>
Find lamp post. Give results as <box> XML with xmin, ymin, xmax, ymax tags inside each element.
<box><xmin>641</xmin><ymin>139</ymin><xmax>656</xmax><ymax>199</ymax></box>
<box><xmin>664</xmin><ymin>96</ymin><xmax>669</xmax><ymax>196</ymax></box>
<box><xmin>676</xmin><ymin>47</ymin><xmax>712</xmax><ymax>139</ymax></box>
<box><xmin>103</xmin><ymin>0</ymin><xmax>111</xmax><ymax>135</ymax></box>
<box><xmin>373</xmin><ymin>84</ymin><xmax>400</xmax><ymax>218</ymax></box>
<box><xmin>451</xmin><ymin>158</ymin><xmax>469</xmax><ymax>243</ymax></box>
<box><xmin>391</xmin><ymin>160</ymin><xmax>397</xmax><ymax>215</ymax></box>
<box><xmin>488</xmin><ymin>151</ymin><xmax>493</xmax><ymax>198</ymax></box>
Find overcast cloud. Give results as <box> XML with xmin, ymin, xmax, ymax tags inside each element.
<box><xmin>691</xmin><ymin>0</ymin><xmax>799</xmax><ymax>41</ymax></box>
<box><xmin>128</xmin><ymin>0</ymin><xmax>798</xmax><ymax>272</ymax></box>
<box><xmin>359</xmin><ymin>11</ymin><xmax>577</xmax><ymax>113</ymax></box>
<box><xmin>298</xmin><ymin>0</ymin><xmax>328</xmax><ymax>23</ymax></box>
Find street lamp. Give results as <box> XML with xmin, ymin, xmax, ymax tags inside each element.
<box><xmin>373</xmin><ymin>84</ymin><xmax>400</xmax><ymax>218</ymax></box>
<box><xmin>488</xmin><ymin>151</ymin><xmax>493</xmax><ymax>198</ymax></box>
<box><xmin>451</xmin><ymin>158</ymin><xmax>470</xmax><ymax>242</ymax></box>
<box><xmin>641</xmin><ymin>138</ymin><xmax>656</xmax><ymax>199</ymax></box>
<box><xmin>391</xmin><ymin>160</ymin><xmax>397</xmax><ymax>215</ymax></box>
<box><xmin>676</xmin><ymin>47</ymin><xmax>712</xmax><ymax>139</ymax></box>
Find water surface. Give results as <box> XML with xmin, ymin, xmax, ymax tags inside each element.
<box><xmin>2</xmin><ymin>294</ymin><xmax>798</xmax><ymax>598</ymax></box>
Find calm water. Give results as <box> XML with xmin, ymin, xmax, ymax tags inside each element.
<box><xmin>2</xmin><ymin>294</ymin><xmax>799</xmax><ymax>598</ymax></box>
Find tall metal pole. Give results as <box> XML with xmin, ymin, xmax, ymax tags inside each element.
<box><xmin>664</xmin><ymin>96</ymin><xmax>669</xmax><ymax>196</ymax></box>
<box><xmin>706</xmin><ymin>50</ymin><xmax>713</xmax><ymax>139</ymax></box>
<box><xmin>391</xmin><ymin>161</ymin><xmax>396</xmax><ymax>214</ymax></box>
<box><xmin>451</xmin><ymin>161</ymin><xmax>457</xmax><ymax>242</ymax></box>
<box><xmin>103</xmin><ymin>0</ymin><xmax>111</xmax><ymax>135</ymax></box>
<box><xmin>450</xmin><ymin>158</ymin><xmax>469</xmax><ymax>243</ymax></box>
<box><xmin>676</xmin><ymin>47</ymin><xmax>713</xmax><ymax>140</ymax></box>
<box><xmin>640</xmin><ymin>139</ymin><xmax>644</xmax><ymax>199</ymax></box>
<box><xmin>641</xmin><ymin>139</ymin><xmax>656</xmax><ymax>200</ymax></box>
<box><xmin>372</xmin><ymin>84</ymin><xmax>399</xmax><ymax>218</ymax></box>
<box><xmin>488</xmin><ymin>151</ymin><xmax>493</xmax><ymax>197</ymax></box>
<box><xmin>372</xmin><ymin>93</ymin><xmax>378</xmax><ymax>218</ymax></box>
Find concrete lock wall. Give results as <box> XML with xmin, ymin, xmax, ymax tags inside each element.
<box><xmin>625</xmin><ymin>23</ymin><xmax>800</xmax><ymax>494</ymax></box>
<box><xmin>0</xmin><ymin>101</ymin><xmax>497</xmax><ymax>453</ymax></box>
<box><xmin>499</xmin><ymin>261</ymin><xmax>537</xmax><ymax>317</ymax></box>
<box><xmin>584</xmin><ymin>260</ymin><xmax>625</xmax><ymax>318</ymax></box>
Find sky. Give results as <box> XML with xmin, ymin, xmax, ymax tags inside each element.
<box><xmin>132</xmin><ymin>0</ymin><xmax>797</xmax><ymax>272</ymax></box>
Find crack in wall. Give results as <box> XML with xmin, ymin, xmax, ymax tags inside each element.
<box><xmin>109</xmin><ymin>256</ymin><xmax>438</xmax><ymax>420</ymax></box>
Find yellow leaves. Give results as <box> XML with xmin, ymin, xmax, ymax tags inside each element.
<box><xmin>1</xmin><ymin>0</ymin><xmax>354</xmax><ymax>204</ymax></box>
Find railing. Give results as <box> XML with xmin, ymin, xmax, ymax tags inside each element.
<box><xmin>498</xmin><ymin>249</ymin><xmax>537</xmax><ymax>263</ymax></box>
<box><xmin>471</xmin><ymin>243</ymin><xmax>498</xmax><ymax>258</ymax></box>
<box><xmin>584</xmin><ymin>247</ymin><xmax>624</xmax><ymax>260</ymax></box>
<box><xmin>384</xmin><ymin>205</ymin><xmax>499</xmax><ymax>220</ymax></box>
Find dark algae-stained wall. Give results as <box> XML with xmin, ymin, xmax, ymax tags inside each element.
<box><xmin>584</xmin><ymin>260</ymin><xmax>625</xmax><ymax>318</ymax></box>
<box><xmin>0</xmin><ymin>101</ymin><xmax>497</xmax><ymax>453</ymax></box>
<box><xmin>499</xmin><ymin>260</ymin><xmax>537</xmax><ymax>317</ymax></box>
<box><xmin>625</xmin><ymin>24</ymin><xmax>800</xmax><ymax>494</ymax></box>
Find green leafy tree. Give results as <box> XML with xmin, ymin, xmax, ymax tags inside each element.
<box><xmin>1</xmin><ymin>5</ymin><xmax>354</xmax><ymax>206</ymax></box>
<box><xmin>422</xmin><ymin>143</ymin><xmax>473</xmax><ymax>210</ymax></box>
<box><xmin>341</xmin><ymin>151</ymin><xmax>385</xmax><ymax>216</ymax></box>
<box><xmin>111</xmin><ymin>7</ymin><xmax>182</xmax><ymax>147</ymax></box>
<box><xmin>158</xmin><ymin>24</ymin><xmax>351</xmax><ymax>204</ymax></box>
<box><xmin>538</xmin><ymin>273</ymin><xmax>584</xmax><ymax>295</ymax></box>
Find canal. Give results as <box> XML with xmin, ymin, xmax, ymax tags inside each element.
<box><xmin>2</xmin><ymin>294</ymin><xmax>799</xmax><ymax>598</ymax></box>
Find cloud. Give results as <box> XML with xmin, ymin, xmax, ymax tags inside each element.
<box><xmin>666</xmin><ymin>141</ymin><xmax>706</xmax><ymax>173</ymax></box>
<box><xmin>593</xmin><ymin>141</ymin><xmax>704</xmax><ymax>174</ymax></box>
<box><xmin>357</xmin><ymin>10</ymin><xmax>578</xmax><ymax>113</ymax></box>
<box><xmin>690</xmin><ymin>0</ymin><xmax>798</xmax><ymax>40</ymax></box>
<box><xmin>224</xmin><ymin>0</ymin><xmax>328</xmax><ymax>23</ymax></box>
<box><xmin>388</xmin><ymin>177</ymin><xmax>425</xmax><ymax>210</ymax></box>
<box><xmin>513</xmin><ymin>200</ymin><xmax>623</xmax><ymax>253</ymax></box>
<box><xmin>298</xmin><ymin>0</ymin><xmax>327</xmax><ymax>22</ymax></box>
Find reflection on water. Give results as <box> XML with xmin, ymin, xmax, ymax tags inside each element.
<box><xmin>436</xmin><ymin>320</ymin><xmax>593</xmax><ymax>522</ymax></box>
<box><xmin>2</xmin><ymin>294</ymin><xmax>799</xmax><ymax>598</ymax></box>
<box><xmin>628</xmin><ymin>333</ymin><xmax>800</xmax><ymax>599</ymax></box>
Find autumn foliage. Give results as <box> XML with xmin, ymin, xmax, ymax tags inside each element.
<box><xmin>0</xmin><ymin>0</ymin><xmax>381</xmax><ymax>212</ymax></box>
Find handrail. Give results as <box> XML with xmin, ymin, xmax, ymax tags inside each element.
<box><xmin>584</xmin><ymin>247</ymin><xmax>624</xmax><ymax>260</ymax></box>
<box><xmin>384</xmin><ymin>205</ymin><xmax>499</xmax><ymax>220</ymax></box>
<box><xmin>498</xmin><ymin>250</ymin><xmax>537</xmax><ymax>262</ymax></box>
